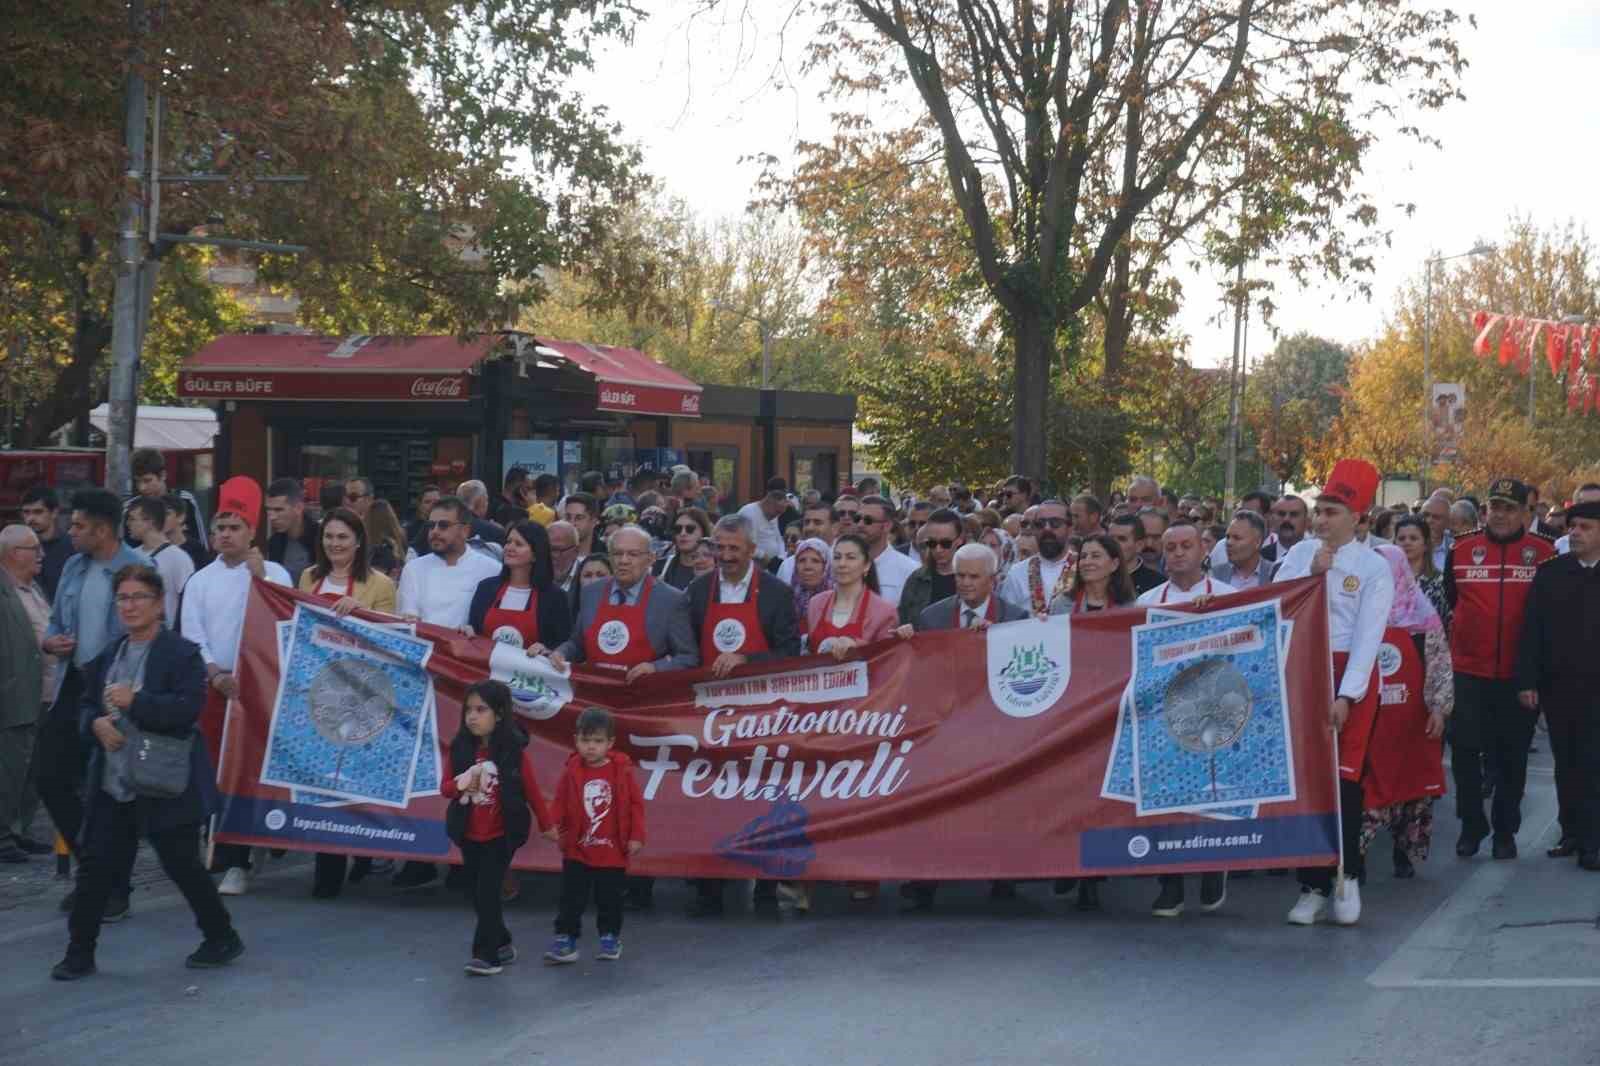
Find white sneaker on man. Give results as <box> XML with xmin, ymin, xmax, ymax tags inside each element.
<box><xmin>1331</xmin><ymin>877</ymin><xmax>1361</xmax><ymax>926</ymax></box>
<box><xmin>218</xmin><ymin>867</ymin><xmax>250</xmax><ymax>896</ymax></box>
<box><xmin>1286</xmin><ymin>888</ymin><xmax>1327</xmax><ymax>925</ymax></box>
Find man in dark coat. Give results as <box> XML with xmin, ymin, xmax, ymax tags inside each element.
<box><xmin>682</xmin><ymin>513</ymin><xmax>800</xmax><ymax>917</ymax></box>
<box><xmin>52</xmin><ymin>563</ymin><xmax>243</xmax><ymax>980</ymax></box>
<box><xmin>1517</xmin><ymin>499</ymin><xmax>1600</xmax><ymax>869</ymax></box>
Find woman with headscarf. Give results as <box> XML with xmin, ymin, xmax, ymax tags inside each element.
<box><xmin>1360</xmin><ymin>544</ymin><xmax>1453</xmax><ymax>879</ymax></box>
<box><xmin>788</xmin><ymin>537</ymin><xmax>833</xmax><ymax>648</ymax></box>
<box><xmin>980</xmin><ymin>526</ymin><xmax>1017</xmax><ymax>583</ymax></box>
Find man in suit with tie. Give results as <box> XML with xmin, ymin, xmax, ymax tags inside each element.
<box><xmin>547</xmin><ymin>525</ymin><xmax>698</xmax><ymax>681</ymax></box>
<box><xmin>896</xmin><ymin>543</ymin><xmax>1027</xmax><ymax>911</ymax></box>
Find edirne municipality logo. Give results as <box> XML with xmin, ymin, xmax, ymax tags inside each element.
<box><xmin>986</xmin><ymin>617</ymin><xmax>1071</xmax><ymax>718</ymax></box>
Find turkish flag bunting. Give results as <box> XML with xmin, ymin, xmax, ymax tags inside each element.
<box><xmin>1472</xmin><ymin>312</ymin><xmax>1502</xmax><ymax>358</ymax></box>
<box><xmin>1548</xmin><ymin>327</ymin><xmax>1568</xmax><ymax>378</ymax></box>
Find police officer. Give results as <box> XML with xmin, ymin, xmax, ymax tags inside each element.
<box><xmin>1515</xmin><ymin>499</ymin><xmax>1600</xmax><ymax>869</ymax></box>
<box><xmin>1445</xmin><ymin>478</ymin><xmax>1555</xmax><ymax>860</ymax></box>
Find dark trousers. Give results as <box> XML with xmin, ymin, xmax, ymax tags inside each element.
<box><xmin>458</xmin><ymin>838</ymin><xmax>512</xmax><ymax>959</ymax></box>
<box><xmin>1546</xmin><ymin>706</ymin><xmax>1600</xmax><ymax>851</ymax></box>
<box><xmin>0</xmin><ymin>722</ymin><xmax>37</xmax><ymax>842</ymax></box>
<box><xmin>36</xmin><ymin>669</ymin><xmax>133</xmax><ymax>897</ymax></box>
<box><xmin>1450</xmin><ymin>674</ymin><xmax>1539</xmax><ymax>837</ymax></box>
<box><xmin>1299</xmin><ymin>778</ymin><xmax>1366</xmax><ymax>891</ymax></box>
<box><xmin>68</xmin><ymin>792</ymin><xmax>232</xmax><ymax>963</ymax></box>
<box><xmin>554</xmin><ymin>860</ymin><xmax>625</xmax><ymax>939</ymax></box>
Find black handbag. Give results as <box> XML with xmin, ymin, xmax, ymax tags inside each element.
<box><xmin>121</xmin><ymin>719</ymin><xmax>192</xmax><ymax>799</ymax></box>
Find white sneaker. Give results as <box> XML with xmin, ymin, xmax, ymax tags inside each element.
<box><xmin>1286</xmin><ymin>888</ymin><xmax>1328</xmax><ymax>925</ymax></box>
<box><xmin>218</xmin><ymin>867</ymin><xmax>250</xmax><ymax>896</ymax></box>
<box><xmin>1332</xmin><ymin>877</ymin><xmax>1361</xmax><ymax>926</ymax></box>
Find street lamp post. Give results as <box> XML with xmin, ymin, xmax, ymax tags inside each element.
<box><xmin>1422</xmin><ymin>242</ymin><xmax>1493</xmax><ymax>492</ymax></box>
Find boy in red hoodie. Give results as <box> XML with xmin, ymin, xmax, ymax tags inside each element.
<box><xmin>542</xmin><ymin>707</ymin><xmax>646</xmax><ymax>963</ymax></box>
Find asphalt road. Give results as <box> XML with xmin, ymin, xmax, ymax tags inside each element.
<box><xmin>3</xmin><ymin>753</ymin><xmax>1597</xmax><ymax>1066</ymax></box>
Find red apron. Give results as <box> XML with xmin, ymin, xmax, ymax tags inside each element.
<box><xmin>1360</xmin><ymin>627</ymin><xmax>1446</xmax><ymax>808</ymax></box>
<box><xmin>482</xmin><ymin>582</ymin><xmax>540</xmax><ymax>648</ymax></box>
<box><xmin>809</xmin><ymin>588</ymin><xmax>870</xmax><ymax>648</ymax></box>
<box><xmin>1332</xmin><ymin>650</ymin><xmax>1381</xmax><ymax>782</ymax></box>
<box><xmin>585</xmin><ymin>577</ymin><xmax>656</xmax><ymax>672</ymax></box>
<box><xmin>700</xmin><ymin>570</ymin><xmax>771</xmax><ymax>663</ymax></box>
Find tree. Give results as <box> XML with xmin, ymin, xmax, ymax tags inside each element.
<box><xmin>1</xmin><ymin>0</ymin><xmax>643</xmax><ymax>442</ymax></box>
<box><xmin>1319</xmin><ymin>216</ymin><xmax>1600</xmax><ymax>493</ymax></box>
<box><xmin>1242</xmin><ymin>333</ymin><xmax>1350</xmax><ymax>484</ymax></box>
<box><xmin>781</xmin><ymin>0</ymin><xmax>1468</xmax><ymax>482</ymax></box>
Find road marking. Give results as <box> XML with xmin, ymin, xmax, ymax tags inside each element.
<box><xmin>1366</xmin><ymin>779</ymin><xmax>1582</xmax><ymax>989</ymax></box>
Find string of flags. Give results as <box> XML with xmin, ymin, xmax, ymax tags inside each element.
<box><xmin>1471</xmin><ymin>311</ymin><xmax>1600</xmax><ymax>414</ymax></box>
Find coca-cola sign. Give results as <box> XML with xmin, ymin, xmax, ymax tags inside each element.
<box><xmin>594</xmin><ymin>382</ymin><xmax>703</xmax><ymax>418</ymax></box>
<box><xmin>410</xmin><ymin>377</ymin><xmax>464</xmax><ymax>399</ymax></box>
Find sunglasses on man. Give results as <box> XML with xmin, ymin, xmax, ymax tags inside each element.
<box><xmin>924</xmin><ymin>537</ymin><xmax>958</xmax><ymax>550</ymax></box>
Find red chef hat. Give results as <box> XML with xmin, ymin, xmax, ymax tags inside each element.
<box><xmin>1317</xmin><ymin>459</ymin><xmax>1379</xmax><ymax>515</ymax></box>
<box><xmin>215</xmin><ymin>475</ymin><xmax>263</xmax><ymax>527</ymax></box>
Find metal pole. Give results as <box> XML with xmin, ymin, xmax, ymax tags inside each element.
<box><xmin>1421</xmin><ymin>260</ymin><xmax>1432</xmax><ymax>496</ymax></box>
<box><xmin>105</xmin><ymin>0</ymin><xmax>148</xmax><ymax>496</ymax></box>
<box><xmin>1529</xmin><ymin>349</ymin><xmax>1537</xmax><ymax>427</ymax></box>
<box><xmin>1224</xmin><ymin>260</ymin><xmax>1245</xmax><ymax>508</ymax></box>
<box><xmin>760</xmin><ymin>323</ymin><xmax>772</xmax><ymax>391</ymax></box>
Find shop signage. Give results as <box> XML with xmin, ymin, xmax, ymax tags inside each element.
<box><xmin>178</xmin><ymin>370</ymin><xmax>472</xmax><ymax>402</ymax></box>
<box><xmin>595</xmin><ymin>382</ymin><xmax>702</xmax><ymax>417</ymax></box>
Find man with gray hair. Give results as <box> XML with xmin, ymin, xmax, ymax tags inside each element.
<box><xmin>1421</xmin><ymin>492</ymin><xmax>1454</xmax><ymax>571</ymax></box>
<box><xmin>547</xmin><ymin>525</ymin><xmax>697</xmax><ymax>680</ymax></box>
<box><xmin>455</xmin><ymin>479</ymin><xmax>507</xmax><ymax>559</ymax></box>
<box><xmin>0</xmin><ymin>524</ymin><xmax>48</xmax><ymax>863</ymax></box>
<box><xmin>1126</xmin><ymin>476</ymin><xmax>1161</xmax><ymax>512</ymax></box>
<box><xmin>683</xmin><ymin>513</ymin><xmax>800</xmax><ymax>917</ymax></box>
<box><xmin>1450</xmin><ymin>498</ymin><xmax>1480</xmax><ymax>540</ymax></box>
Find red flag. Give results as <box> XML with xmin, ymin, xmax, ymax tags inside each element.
<box><xmin>1548</xmin><ymin>326</ymin><xmax>1567</xmax><ymax>378</ymax></box>
<box><xmin>1569</xmin><ymin>325</ymin><xmax>1585</xmax><ymax>377</ymax></box>
<box><xmin>1499</xmin><ymin>317</ymin><xmax>1523</xmax><ymax>367</ymax></box>
<box><xmin>1473</xmin><ymin>313</ymin><xmax>1502</xmax><ymax>358</ymax></box>
<box><xmin>1472</xmin><ymin>309</ymin><xmax>1489</xmax><ymax>333</ymax></box>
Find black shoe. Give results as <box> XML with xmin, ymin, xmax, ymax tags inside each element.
<box><xmin>1075</xmin><ymin>881</ymin><xmax>1101</xmax><ymax>911</ymax></box>
<box><xmin>989</xmin><ymin>880</ymin><xmax>1017</xmax><ymax>900</ymax></box>
<box><xmin>1548</xmin><ymin>837</ymin><xmax>1579</xmax><ymax>858</ymax></box>
<box><xmin>391</xmin><ymin>863</ymin><xmax>437</xmax><ymax>890</ymax></box>
<box><xmin>15</xmin><ymin>835</ymin><xmax>53</xmax><ymax>856</ymax></box>
<box><xmin>1393</xmin><ymin>850</ymin><xmax>1416</xmax><ymax>879</ymax></box>
<box><xmin>102</xmin><ymin>896</ymin><xmax>131</xmax><ymax>923</ymax></box>
<box><xmin>58</xmin><ymin>889</ymin><xmax>75</xmax><ymax>914</ymax></box>
<box><xmin>1151</xmin><ymin>880</ymin><xmax>1184</xmax><ymax>918</ymax></box>
<box><xmin>1491</xmin><ymin>834</ymin><xmax>1517</xmax><ymax>860</ymax></box>
<box><xmin>1199</xmin><ymin>872</ymin><xmax>1227</xmax><ymax>911</ymax></box>
<box><xmin>687</xmin><ymin>896</ymin><xmax>724</xmax><ymax>918</ymax></box>
<box><xmin>1052</xmin><ymin>878</ymin><xmax>1077</xmax><ymax>897</ymax></box>
<box><xmin>51</xmin><ymin>957</ymin><xmax>96</xmax><ymax>981</ymax></box>
<box><xmin>0</xmin><ymin>843</ymin><xmax>29</xmax><ymax>863</ymax></box>
<box><xmin>1456</xmin><ymin>830</ymin><xmax>1485</xmax><ymax>858</ymax></box>
<box><xmin>1578</xmin><ymin>851</ymin><xmax>1600</xmax><ymax>871</ymax></box>
<box><xmin>186</xmin><ymin>931</ymin><xmax>245</xmax><ymax>969</ymax></box>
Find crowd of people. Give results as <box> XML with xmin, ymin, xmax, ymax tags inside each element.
<box><xmin>3</xmin><ymin>446</ymin><xmax>1597</xmax><ymax>980</ymax></box>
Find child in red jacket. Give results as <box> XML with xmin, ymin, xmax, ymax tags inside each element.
<box><xmin>441</xmin><ymin>681</ymin><xmax>552</xmax><ymax>976</ymax></box>
<box><xmin>541</xmin><ymin>707</ymin><xmax>646</xmax><ymax>964</ymax></box>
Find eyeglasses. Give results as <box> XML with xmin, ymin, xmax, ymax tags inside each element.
<box><xmin>115</xmin><ymin>592</ymin><xmax>158</xmax><ymax>604</ymax></box>
<box><xmin>857</xmin><ymin>515</ymin><xmax>882</xmax><ymax>526</ymax></box>
<box><xmin>925</xmin><ymin>538</ymin><xmax>958</xmax><ymax>550</ymax></box>
<box><xmin>428</xmin><ymin>519</ymin><xmax>459</xmax><ymax>530</ymax></box>
<box><xmin>673</xmin><ymin>524</ymin><xmax>701</xmax><ymax>534</ymax></box>
<box><xmin>1036</xmin><ymin>517</ymin><xmax>1068</xmax><ymax>529</ymax></box>
<box><xmin>836</xmin><ymin>511</ymin><xmax>859</xmax><ymax>522</ymax></box>
<box><xmin>550</xmin><ymin>542</ymin><xmax>577</xmax><ymax>554</ymax></box>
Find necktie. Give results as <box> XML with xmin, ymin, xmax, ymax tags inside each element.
<box><xmin>614</xmin><ymin>587</ymin><xmax>626</xmax><ymax>606</ymax></box>
<box><xmin>964</xmin><ymin>608</ymin><xmax>978</xmax><ymax>629</ymax></box>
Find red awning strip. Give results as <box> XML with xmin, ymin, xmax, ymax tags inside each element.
<box><xmin>533</xmin><ymin>337</ymin><xmax>702</xmax><ymax>418</ymax></box>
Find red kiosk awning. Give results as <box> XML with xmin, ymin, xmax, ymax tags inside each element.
<box><xmin>177</xmin><ymin>334</ymin><xmax>491</xmax><ymax>402</ymax></box>
<box><xmin>533</xmin><ymin>337</ymin><xmax>702</xmax><ymax>417</ymax></box>
<box><xmin>177</xmin><ymin>333</ymin><xmax>703</xmax><ymax>416</ymax></box>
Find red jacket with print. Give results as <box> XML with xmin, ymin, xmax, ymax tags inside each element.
<box><xmin>550</xmin><ymin>750</ymin><xmax>646</xmax><ymax>867</ymax></box>
<box><xmin>1445</xmin><ymin>527</ymin><xmax>1556</xmax><ymax>680</ymax></box>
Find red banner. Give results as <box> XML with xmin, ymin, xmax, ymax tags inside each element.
<box><xmin>214</xmin><ymin>579</ymin><xmax>1340</xmax><ymax>879</ymax></box>
<box><xmin>177</xmin><ymin>369</ymin><xmax>472</xmax><ymax>402</ymax></box>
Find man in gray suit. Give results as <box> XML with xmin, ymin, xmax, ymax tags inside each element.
<box><xmin>909</xmin><ymin>543</ymin><xmax>1029</xmax><ymax>633</ymax></box>
<box><xmin>897</xmin><ymin>543</ymin><xmax>1026</xmax><ymax>912</ymax></box>
<box><xmin>1209</xmin><ymin>510</ymin><xmax>1279</xmax><ymax>591</ymax></box>
<box><xmin>549</xmin><ymin>525</ymin><xmax>697</xmax><ymax>682</ymax></box>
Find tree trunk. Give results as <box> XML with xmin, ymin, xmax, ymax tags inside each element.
<box><xmin>1102</xmin><ymin>245</ymin><xmax>1133</xmax><ymax>386</ymax></box>
<box><xmin>1012</xmin><ymin>312</ymin><xmax>1053</xmax><ymax>485</ymax></box>
<box><xmin>17</xmin><ymin>232</ymin><xmax>111</xmax><ymax>447</ymax></box>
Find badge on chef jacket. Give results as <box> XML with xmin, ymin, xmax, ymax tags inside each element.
<box><xmin>1472</xmin><ymin>546</ymin><xmax>1487</xmax><ymax>565</ymax></box>
<box><xmin>597</xmin><ymin>620</ymin><xmax>630</xmax><ymax>655</ymax></box>
<box><xmin>1342</xmin><ymin>575</ymin><xmax>1360</xmax><ymax>593</ymax></box>
<box><xmin>1521</xmin><ymin>547</ymin><xmax>1537</xmax><ymax>565</ymax></box>
<box><xmin>713</xmin><ymin>618</ymin><xmax>747</xmax><ymax>653</ymax></box>
<box><xmin>492</xmin><ymin>626</ymin><xmax>523</xmax><ymax>647</ymax></box>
